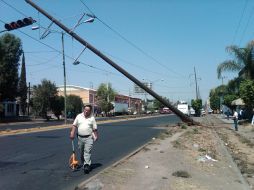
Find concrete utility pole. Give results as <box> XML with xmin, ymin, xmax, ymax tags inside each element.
<box><xmin>194</xmin><ymin>67</ymin><xmax>198</xmax><ymax>100</ymax></box>
<box><xmin>61</xmin><ymin>32</ymin><xmax>67</xmax><ymax>125</ymax></box>
<box><xmin>25</xmin><ymin>0</ymin><xmax>198</xmax><ymax>125</ymax></box>
<box><xmin>28</xmin><ymin>82</ymin><xmax>30</xmax><ymax>116</ymax></box>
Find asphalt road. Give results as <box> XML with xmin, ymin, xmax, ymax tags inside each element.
<box><xmin>0</xmin><ymin>115</ymin><xmax>148</xmax><ymax>131</ymax></box>
<box><xmin>0</xmin><ymin>114</ymin><xmax>180</xmax><ymax>190</ymax></box>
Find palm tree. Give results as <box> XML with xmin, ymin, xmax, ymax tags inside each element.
<box><xmin>217</xmin><ymin>40</ymin><xmax>254</xmax><ymax>80</ymax></box>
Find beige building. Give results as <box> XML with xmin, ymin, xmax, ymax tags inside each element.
<box><xmin>58</xmin><ymin>85</ymin><xmax>96</xmax><ymax>106</ymax></box>
<box><xmin>58</xmin><ymin>85</ymin><xmax>142</xmax><ymax>114</ymax></box>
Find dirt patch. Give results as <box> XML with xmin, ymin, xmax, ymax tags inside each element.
<box><xmin>216</xmin><ymin>125</ymin><xmax>254</xmax><ymax>188</ymax></box>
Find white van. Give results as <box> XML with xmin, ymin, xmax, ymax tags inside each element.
<box><xmin>177</xmin><ymin>101</ymin><xmax>189</xmax><ymax>116</ymax></box>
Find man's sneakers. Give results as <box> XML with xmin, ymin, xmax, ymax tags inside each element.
<box><xmin>83</xmin><ymin>164</ymin><xmax>90</xmax><ymax>174</ymax></box>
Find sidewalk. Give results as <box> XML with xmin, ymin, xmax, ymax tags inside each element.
<box><xmin>76</xmin><ymin>114</ymin><xmax>252</xmax><ymax>190</ymax></box>
<box><xmin>213</xmin><ymin>113</ymin><xmax>235</xmax><ymax>124</ymax></box>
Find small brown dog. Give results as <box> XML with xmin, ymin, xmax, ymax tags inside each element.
<box><xmin>69</xmin><ymin>152</ymin><xmax>79</xmax><ymax>170</ymax></box>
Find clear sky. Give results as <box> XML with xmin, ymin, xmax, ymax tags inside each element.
<box><xmin>1</xmin><ymin>0</ymin><xmax>254</xmax><ymax>104</ymax></box>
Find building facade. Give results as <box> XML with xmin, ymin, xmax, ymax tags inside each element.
<box><xmin>58</xmin><ymin>85</ymin><xmax>142</xmax><ymax>114</ymax></box>
<box><xmin>58</xmin><ymin>85</ymin><xmax>96</xmax><ymax>106</ymax></box>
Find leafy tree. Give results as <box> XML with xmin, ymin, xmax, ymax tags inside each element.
<box><xmin>51</xmin><ymin>96</ymin><xmax>64</xmax><ymax>120</ymax></box>
<box><xmin>191</xmin><ymin>99</ymin><xmax>202</xmax><ymax>116</ymax></box>
<box><xmin>66</xmin><ymin>94</ymin><xmax>83</xmax><ymax>118</ymax></box>
<box><xmin>32</xmin><ymin>79</ymin><xmax>58</xmax><ymax>120</ymax></box>
<box><xmin>0</xmin><ymin>33</ymin><xmax>22</xmax><ymax>101</ymax></box>
<box><xmin>223</xmin><ymin>94</ymin><xmax>238</xmax><ymax>110</ymax></box>
<box><xmin>153</xmin><ymin>97</ymin><xmax>170</xmax><ymax>109</ymax></box>
<box><xmin>18</xmin><ymin>52</ymin><xmax>27</xmax><ymax>115</ymax></box>
<box><xmin>96</xmin><ymin>83</ymin><xmax>116</xmax><ymax>115</ymax></box>
<box><xmin>209</xmin><ymin>84</ymin><xmax>234</xmax><ymax>112</ymax></box>
<box><xmin>209</xmin><ymin>95</ymin><xmax>220</xmax><ymax>112</ymax></box>
<box><xmin>239</xmin><ymin>80</ymin><xmax>254</xmax><ymax>120</ymax></box>
<box><xmin>226</xmin><ymin>77</ymin><xmax>243</xmax><ymax>95</ymax></box>
<box><xmin>217</xmin><ymin>40</ymin><xmax>254</xmax><ymax>80</ymax></box>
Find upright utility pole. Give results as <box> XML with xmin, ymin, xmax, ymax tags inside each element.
<box><xmin>28</xmin><ymin>82</ymin><xmax>30</xmax><ymax>116</ymax></box>
<box><xmin>194</xmin><ymin>67</ymin><xmax>198</xmax><ymax>100</ymax></box>
<box><xmin>62</xmin><ymin>32</ymin><xmax>67</xmax><ymax>125</ymax></box>
<box><xmin>25</xmin><ymin>0</ymin><xmax>198</xmax><ymax>125</ymax></box>
<box><xmin>107</xmin><ymin>82</ymin><xmax>109</xmax><ymax>103</ymax></box>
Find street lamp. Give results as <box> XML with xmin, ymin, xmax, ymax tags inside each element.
<box><xmin>72</xmin><ymin>46</ymin><xmax>87</xmax><ymax>66</ymax></box>
<box><xmin>32</xmin><ymin>15</ymin><xmax>94</xmax><ymax>124</ymax></box>
<box><xmin>70</xmin><ymin>14</ymin><xmax>95</xmax><ymax>32</ymax></box>
<box><xmin>32</xmin><ymin>26</ymin><xmax>67</xmax><ymax>125</ymax></box>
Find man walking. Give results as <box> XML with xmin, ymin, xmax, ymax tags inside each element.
<box><xmin>233</xmin><ymin>109</ymin><xmax>238</xmax><ymax>131</ymax></box>
<box><xmin>70</xmin><ymin>104</ymin><xmax>98</xmax><ymax>174</ymax></box>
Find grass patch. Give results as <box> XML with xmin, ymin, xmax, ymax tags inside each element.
<box><xmin>172</xmin><ymin>170</ymin><xmax>191</xmax><ymax>178</ymax></box>
<box><xmin>239</xmin><ymin>160</ymin><xmax>248</xmax><ymax>174</ymax></box>
<box><xmin>172</xmin><ymin>140</ymin><xmax>182</xmax><ymax>149</ymax></box>
<box><xmin>157</xmin><ymin>133</ymin><xmax>166</xmax><ymax>140</ymax></box>
<box><xmin>238</xmin><ymin>136</ymin><xmax>254</xmax><ymax>148</ymax></box>
<box><xmin>164</xmin><ymin>130</ymin><xmax>173</xmax><ymax>136</ymax></box>
<box><xmin>198</xmin><ymin>147</ymin><xmax>206</xmax><ymax>152</ymax></box>
<box><xmin>181</xmin><ymin>124</ymin><xmax>187</xmax><ymax>129</ymax></box>
<box><xmin>157</xmin><ymin>130</ymin><xmax>173</xmax><ymax>140</ymax></box>
<box><xmin>192</xmin><ymin>128</ymin><xmax>199</xmax><ymax>134</ymax></box>
<box><xmin>231</xmin><ymin>154</ymin><xmax>248</xmax><ymax>174</ymax></box>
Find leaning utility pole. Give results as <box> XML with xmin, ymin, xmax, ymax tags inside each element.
<box><xmin>25</xmin><ymin>0</ymin><xmax>198</xmax><ymax>125</ymax></box>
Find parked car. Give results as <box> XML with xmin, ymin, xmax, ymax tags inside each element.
<box><xmin>159</xmin><ymin>107</ymin><xmax>172</xmax><ymax>114</ymax></box>
<box><xmin>208</xmin><ymin>108</ymin><xmax>213</xmax><ymax>114</ymax></box>
<box><xmin>189</xmin><ymin>107</ymin><xmax>195</xmax><ymax>115</ymax></box>
<box><xmin>201</xmin><ymin>109</ymin><xmax>206</xmax><ymax>116</ymax></box>
<box><xmin>146</xmin><ymin>110</ymin><xmax>152</xmax><ymax>114</ymax></box>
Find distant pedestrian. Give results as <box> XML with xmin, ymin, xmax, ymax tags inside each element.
<box><xmin>232</xmin><ymin>109</ymin><xmax>238</xmax><ymax>131</ymax></box>
<box><xmin>70</xmin><ymin>104</ymin><xmax>98</xmax><ymax>174</ymax></box>
<box><xmin>239</xmin><ymin>108</ymin><xmax>243</xmax><ymax>120</ymax></box>
<box><xmin>252</xmin><ymin>109</ymin><xmax>254</xmax><ymax>126</ymax></box>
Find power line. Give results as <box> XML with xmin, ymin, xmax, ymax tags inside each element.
<box><xmin>24</xmin><ymin>50</ymin><xmax>58</xmax><ymax>53</ymax></box>
<box><xmin>232</xmin><ymin>0</ymin><xmax>249</xmax><ymax>45</ymax></box>
<box><xmin>2</xmin><ymin>0</ymin><xmax>185</xmax><ymax>80</ymax></box>
<box><xmin>102</xmin><ymin>50</ymin><xmax>182</xmax><ymax>79</ymax></box>
<box><xmin>31</xmin><ymin>64</ymin><xmax>61</xmax><ymax>73</ymax></box>
<box><xmin>239</xmin><ymin>3</ymin><xmax>254</xmax><ymax>45</ymax></box>
<box><xmin>26</xmin><ymin>53</ymin><xmax>61</xmax><ymax>66</ymax></box>
<box><xmin>79</xmin><ymin>0</ymin><xmax>185</xmax><ymax>78</ymax></box>
<box><xmin>0</xmin><ymin>18</ymin><xmax>119</xmax><ymax>76</ymax></box>
<box><xmin>0</xmin><ymin>0</ymin><xmax>27</xmax><ymax>17</ymax></box>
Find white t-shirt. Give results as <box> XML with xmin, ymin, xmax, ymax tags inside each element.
<box><xmin>233</xmin><ymin>111</ymin><xmax>238</xmax><ymax>120</ymax></box>
<box><xmin>73</xmin><ymin>113</ymin><xmax>97</xmax><ymax>136</ymax></box>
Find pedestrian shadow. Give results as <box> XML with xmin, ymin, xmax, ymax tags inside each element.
<box><xmin>91</xmin><ymin>163</ymin><xmax>102</xmax><ymax>170</ymax></box>
<box><xmin>68</xmin><ymin>163</ymin><xmax>102</xmax><ymax>174</ymax></box>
